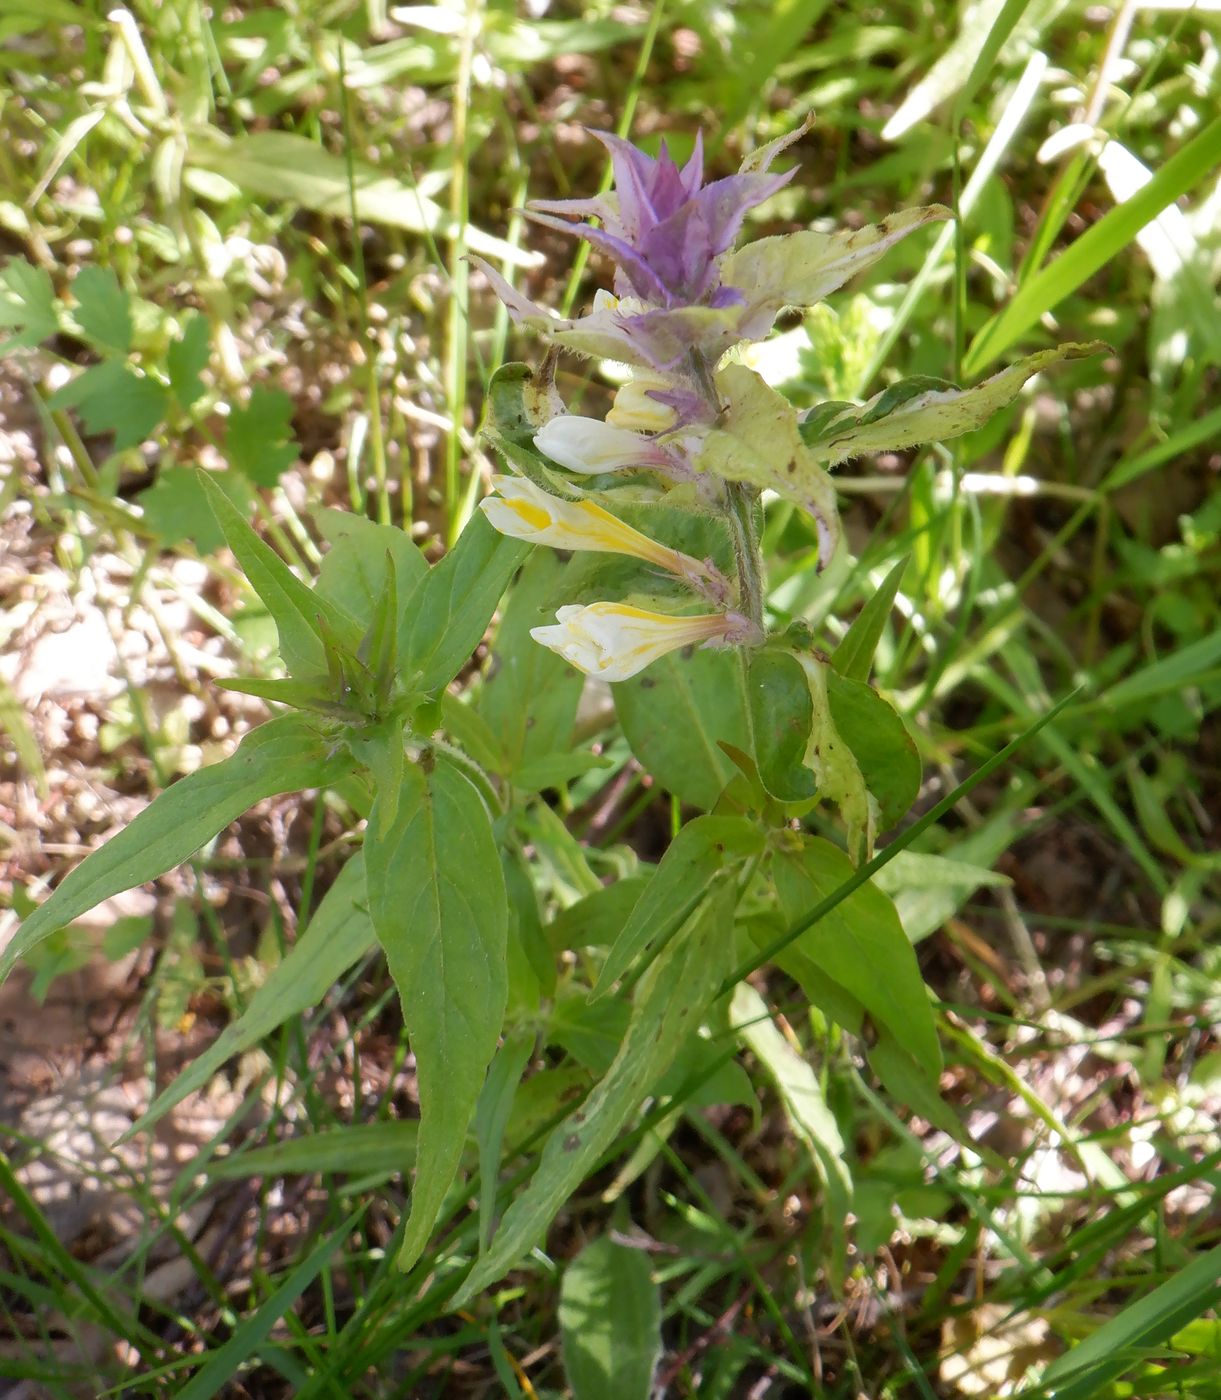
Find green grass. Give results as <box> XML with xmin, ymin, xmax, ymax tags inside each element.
<box><xmin>2</xmin><ymin>0</ymin><xmax>1220</xmax><ymax>1396</ymax></box>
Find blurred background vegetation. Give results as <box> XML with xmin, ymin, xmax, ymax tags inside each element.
<box><xmin>0</xmin><ymin>0</ymin><xmax>1219</xmax><ymax>1395</ymax></box>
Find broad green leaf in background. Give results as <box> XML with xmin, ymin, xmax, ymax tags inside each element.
<box><xmin>1</xmin><ymin>712</ymin><xmax>346</xmax><ymax>982</ymax></box>
<box><xmin>70</xmin><ymin>265</ymin><xmax>132</xmax><ymax>356</ymax></box>
<box><xmin>399</xmin><ymin>511</ymin><xmax>529</xmax><ymax>695</ymax></box>
<box><xmin>0</xmin><ymin>257</ymin><xmax>58</xmax><ymax>353</ymax></box>
<box><xmin>188</xmin><ymin>131</ymin><xmax>540</xmax><ymax>269</ymax></box>
<box><xmin>364</xmin><ymin>758</ymin><xmax>508</xmax><ymax>1271</ymax></box>
<box><xmin>166</xmin><ymin>312</ymin><xmax>211</xmax><ymax>408</ymax></box>
<box><xmin>139</xmin><ymin>466</ymin><xmax>252</xmax><ymax>551</ymax></box>
<box><xmin>478</xmin><ymin>549</ymin><xmax>583</xmax><ymax>777</ymax></box>
<box><xmin>748</xmin><ymin>650</ymin><xmax>818</xmax><ymax>803</ymax></box>
<box><xmin>826</xmin><ymin>671</ymin><xmax>921</xmax><ymax>829</ymax></box>
<box><xmin>773</xmin><ymin>835</ymin><xmax>941</xmax><ymax>1080</ymax></box>
<box><xmin>314</xmin><ymin>507</ymin><xmax>429</xmax><ymax>623</ymax></box>
<box><xmin>699</xmin><ymin>363</ymin><xmax>841</xmax><ymax>564</ymax></box>
<box><xmin>594</xmin><ymin>815</ymin><xmax>763</xmax><ymax>997</ymax></box>
<box><xmin>201</xmin><ymin>469</ymin><xmax>363</xmax><ymax>675</ymax></box>
<box><xmin>614</xmin><ymin>645</ymin><xmax>752</xmax><ymax>811</ymax></box>
<box><xmin>128</xmin><ymin>855</ymin><xmax>375</xmax><ymax>1138</ymax></box>
<box><xmin>832</xmin><ymin>555</ymin><xmax>908</xmax><ymax>683</ymax></box>
<box><xmin>455</xmin><ymin>877</ymin><xmax>739</xmax><ymax>1301</ymax></box>
<box><xmin>559</xmin><ymin>1235</ymin><xmax>662</xmax><ymax>1400</ymax></box>
<box><xmin>48</xmin><ymin>360</ymin><xmax>170</xmax><ymax>451</ymax></box>
<box><xmin>546</xmin><ymin>877</ymin><xmax>652</xmax><ymax>955</ymax></box>
<box><xmin>226</xmin><ymin>386</ymin><xmax>300</xmax><ymax>487</ymax></box>
<box><xmin>801</xmin><ymin>344</ymin><xmax>1104</xmax><ymax>466</ymax></box>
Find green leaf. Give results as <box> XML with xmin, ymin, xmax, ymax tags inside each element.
<box><xmin>832</xmin><ymin>555</ymin><xmax>907</xmax><ymax>682</ymax></box>
<box><xmin>129</xmin><ymin>855</ymin><xmax>374</xmax><ymax>1138</ymax></box>
<box><xmin>826</xmin><ymin>671</ymin><xmax>921</xmax><ymax>829</ymax></box>
<box><xmin>476</xmin><ymin>1032</ymin><xmax>534</xmax><ymax>1252</ymax></box>
<box><xmin>547</xmin><ymin>877</ymin><xmax>652</xmax><ymax>954</ymax></box>
<box><xmin>698</xmin><ymin>362</ymin><xmax>841</xmax><ymax>563</ymax></box>
<box><xmin>210</xmin><ymin>1120</ymin><xmax>417</xmax><ymax>1179</ymax></box>
<box><xmin>595</xmin><ymin>816</ymin><xmax>763</xmax><ymax>998</ymax></box>
<box><xmin>199</xmin><ymin>469</ymin><xmax>363</xmax><ymax>676</ymax></box>
<box><xmin>314</xmin><ymin>508</ymin><xmax>428</xmax><ymax>624</ymax></box>
<box><xmin>773</xmin><ymin>834</ymin><xmax>941</xmax><ymax>1080</ymax></box>
<box><xmin>479</xmin><ymin>550</ymin><xmax>583</xmax><ymax>777</ymax></box>
<box><xmin>188</xmin><ymin>131</ymin><xmax>539</xmax><ymax>268</ymax></box>
<box><xmin>226</xmin><ymin>386</ymin><xmax>299</xmax><ymax>486</ymax></box>
<box><xmin>802</xmin><ymin>344</ymin><xmax>1105</xmax><ymax>467</ymax></box>
<box><xmin>400</xmin><ymin>511</ymin><xmax>529</xmax><ymax>694</ymax></box>
<box><xmin>1034</xmin><ymin>1243</ymin><xmax>1221</xmax><ymax>1400</ymax></box>
<box><xmin>0</xmin><ymin>257</ymin><xmax>57</xmax><ymax>353</ymax></box>
<box><xmin>731</xmin><ymin>981</ymin><xmax>850</xmax><ymax>1280</ymax></box>
<box><xmin>455</xmin><ymin>877</ymin><xmax>739</xmax><ymax>1301</ymax></box>
<box><xmin>167</xmin><ymin>312</ymin><xmax>211</xmax><ymax>408</ymax></box>
<box><xmin>967</xmin><ymin>113</ymin><xmax>1221</xmax><ymax>373</ymax></box>
<box><xmin>49</xmin><ymin>360</ymin><xmax>170</xmax><ymax>451</ymax></box>
<box><xmin>0</xmin><ymin>713</ymin><xmax>346</xmax><ymax>983</ymax></box>
<box><xmin>614</xmin><ymin>646</ymin><xmax>752</xmax><ymax>811</ymax></box>
<box><xmin>364</xmin><ymin>758</ymin><xmax>508</xmax><ymax>1271</ymax></box>
<box><xmin>138</xmin><ymin>466</ymin><xmax>252</xmax><ymax>551</ymax></box>
<box><xmin>70</xmin><ymin>265</ymin><xmax>131</xmax><ymax>355</ymax></box>
<box><xmin>559</xmin><ymin>1236</ymin><xmax>661</xmax><ymax>1400</ymax></box>
<box><xmin>748</xmin><ymin>650</ymin><xmax>818</xmax><ymax>803</ymax></box>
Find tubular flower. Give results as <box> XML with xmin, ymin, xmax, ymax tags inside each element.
<box><xmin>479</xmin><ymin>475</ymin><xmax>727</xmax><ymax>598</ymax></box>
<box><xmin>530</xmin><ymin>603</ymin><xmax>752</xmax><ymax>683</ymax></box>
<box><xmin>533</xmin><ymin>415</ymin><xmax>671</xmax><ymax>475</ymax></box>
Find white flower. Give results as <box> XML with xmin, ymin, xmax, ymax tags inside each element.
<box><xmin>530</xmin><ymin>602</ymin><xmax>747</xmax><ymax>682</ymax></box>
<box><xmin>479</xmin><ymin>476</ymin><xmax>725</xmax><ymax>599</ymax></box>
<box><xmin>533</xmin><ymin>414</ymin><xmax>666</xmax><ymax>475</ymax></box>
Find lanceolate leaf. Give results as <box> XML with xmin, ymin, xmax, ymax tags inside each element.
<box><xmin>832</xmin><ymin>555</ymin><xmax>908</xmax><ymax>683</ymax></box>
<box><xmin>748</xmin><ymin>650</ymin><xmax>818</xmax><ymax>803</ymax></box>
<box><xmin>800</xmin><ymin>343</ymin><xmax>1105</xmax><ymax>466</ymax></box>
<box><xmin>0</xmin><ymin>713</ymin><xmax>347</xmax><ymax>983</ymax></box>
<box><xmin>594</xmin><ymin>816</ymin><xmax>763</xmax><ymax>997</ymax></box>
<box><xmin>698</xmin><ymin>363</ymin><xmax>841</xmax><ymax>566</ymax></box>
<box><xmin>400</xmin><ymin>512</ymin><xmax>529</xmax><ymax>694</ymax></box>
<box><xmin>773</xmin><ymin>834</ymin><xmax>941</xmax><ymax>1081</ymax></box>
<box><xmin>199</xmin><ymin>470</ymin><xmax>363</xmax><ymax>676</ymax></box>
<box><xmin>128</xmin><ymin>855</ymin><xmax>375</xmax><ymax>1139</ymax></box>
<box><xmin>455</xmin><ymin>877</ymin><xmax>739</xmax><ymax>1302</ymax></box>
<box><xmin>792</xmin><ymin>651</ymin><xmax>875</xmax><ymax>862</ymax></box>
<box><xmin>363</xmin><ymin>757</ymin><xmax>508</xmax><ymax>1271</ymax></box>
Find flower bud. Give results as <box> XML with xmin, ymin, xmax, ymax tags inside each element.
<box><xmin>533</xmin><ymin>416</ymin><xmax>664</xmax><ymax>475</ymax></box>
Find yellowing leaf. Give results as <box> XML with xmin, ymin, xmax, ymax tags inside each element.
<box><xmin>802</xmin><ymin>342</ymin><xmax>1106</xmax><ymax>466</ymax></box>
<box><xmin>722</xmin><ymin>204</ymin><xmax>951</xmax><ymax>318</ymax></box>
<box><xmin>698</xmin><ymin>362</ymin><xmax>841</xmax><ymax>565</ymax></box>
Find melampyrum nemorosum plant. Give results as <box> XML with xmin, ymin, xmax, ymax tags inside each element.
<box><xmin>2</xmin><ymin>119</ymin><xmax>1101</xmax><ymax>1295</ymax></box>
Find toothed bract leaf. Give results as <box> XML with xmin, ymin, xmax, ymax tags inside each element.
<box><xmin>721</xmin><ymin>204</ymin><xmax>952</xmax><ymax>329</ymax></box>
<box><xmin>697</xmin><ymin>363</ymin><xmax>841</xmax><ymax>567</ymax></box>
<box><xmin>800</xmin><ymin>342</ymin><xmax>1107</xmax><ymax>466</ymax></box>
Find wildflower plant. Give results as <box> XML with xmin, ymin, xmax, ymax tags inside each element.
<box><xmin>1</xmin><ymin>121</ymin><xmax>1102</xmax><ymax>1298</ymax></box>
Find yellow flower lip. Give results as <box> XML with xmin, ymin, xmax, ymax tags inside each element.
<box><xmin>530</xmin><ymin>602</ymin><xmax>744</xmax><ymax>683</ymax></box>
<box><xmin>479</xmin><ymin>476</ymin><xmax>727</xmax><ymax>602</ymax></box>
